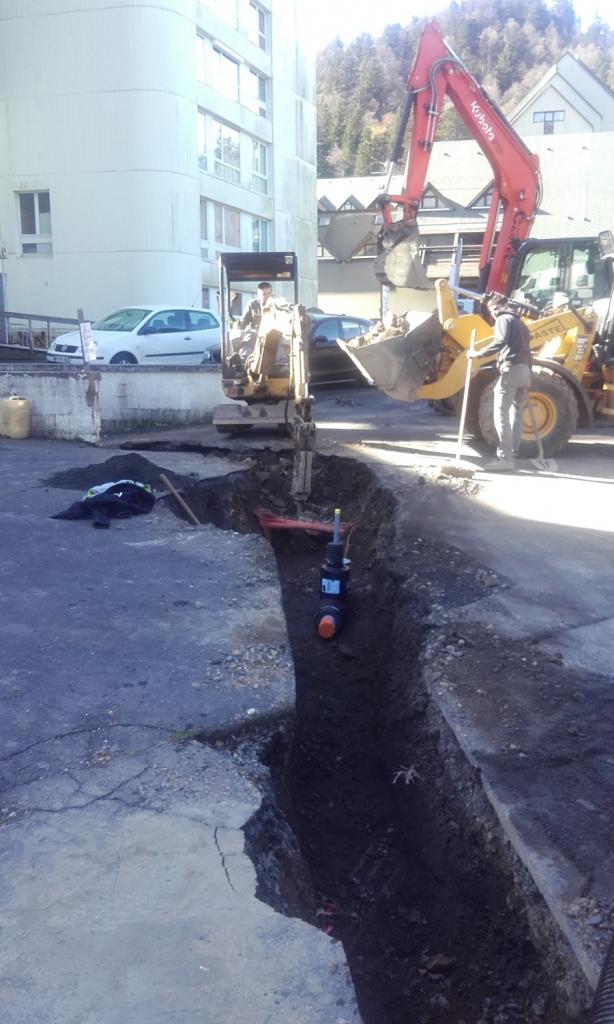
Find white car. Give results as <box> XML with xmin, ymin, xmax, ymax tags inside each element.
<box><xmin>47</xmin><ymin>306</ymin><xmax>221</xmax><ymax>365</ymax></box>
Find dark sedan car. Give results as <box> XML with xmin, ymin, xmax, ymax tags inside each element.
<box><xmin>308</xmin><ymin>313</ymin><xmax>372</xmax><ymax>385</ymax></box>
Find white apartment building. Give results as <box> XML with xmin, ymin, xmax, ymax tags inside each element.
<box><xmin>0</xmin><ymin>0</ymin><xmax>317</xmax><ymax>320</ymax></box>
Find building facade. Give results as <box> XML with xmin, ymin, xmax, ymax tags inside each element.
<box><xmin>316</xmin><ymin>48</ymin><xmax>614</xmax><ymax>319</ymax></box>
<box><xmin>317</xmin><ymin>131</ymin><xmax>614</xmax><ymax>319</ymax></box>
<box><xmin>509</xmin><ymin>52</ymin><xmax>614</xmax><ymax>136</ymax></box>
<box><xmin>0</xmin><ymin>0</ymin><xmax>317</xmax><ymax>321</ymax></box>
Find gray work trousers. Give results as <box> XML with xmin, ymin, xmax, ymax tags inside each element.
<box><xmin>493</xmin><ymin>363</ymin><xmax>531</xmax><ymax>459</ymax></box>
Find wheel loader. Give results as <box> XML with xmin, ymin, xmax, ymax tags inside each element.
<box><xmin>340</xmin><ymin>273</ymin><xmax>614</xmax><ymax>458</ymax></box>
<box><xmin>341</xmin><ymin>19</ymin><xmax>614</xmax><ymax>455</ymax></box>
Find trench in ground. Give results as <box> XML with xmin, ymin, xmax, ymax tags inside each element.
<box><xmin>125</xmin><ymin>444</ymin><xmax>590</xmax><ymax>1024</ymax></box>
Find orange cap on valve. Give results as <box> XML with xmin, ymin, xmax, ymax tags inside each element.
<box><xmin>318</xmin><ymin>615</ymin><xmax>337</xmax><ymax>639</ymax></box>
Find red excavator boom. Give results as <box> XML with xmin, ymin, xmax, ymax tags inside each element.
<box><xmin>377</xmin><ymin>21</ymin><xmax>541</xmax><ymax>293</ymax></box>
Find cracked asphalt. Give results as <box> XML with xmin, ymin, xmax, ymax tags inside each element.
<box><xmin>0</xmin><ymin>440</ymin><xmax>359</xmax><ymax>1024</ymax></box>
<box><xmin>115</xmin><ymin>384</ymin><xmax>614</xmax><ymax>992</ymax></box>
<box><xmin>3</xmin><ymin>386</ymin><xmax>614</xmax><ymax>1017</ymax></box>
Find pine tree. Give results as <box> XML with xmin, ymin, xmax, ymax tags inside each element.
<box><xmin>316</xmin><ymin>0</ymin><xmax>612</xmax><ymax>176</ymax></box>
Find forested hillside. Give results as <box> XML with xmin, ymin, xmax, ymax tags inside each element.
<box><xmin>317</xmin><ymin>0</ymin><xmax>614</xmax><ymax>176</ymax></box>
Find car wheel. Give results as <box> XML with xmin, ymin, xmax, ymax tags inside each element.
<box><xmin>110</xmin><ymin>352</ymin><xmax>138</xmax><ymax>365</ymax></box>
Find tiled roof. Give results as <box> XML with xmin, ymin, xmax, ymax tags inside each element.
<box><xmin>317</xmin><ymin>132</ymin><xmax>614</xmax><ymax>239</ymax></box>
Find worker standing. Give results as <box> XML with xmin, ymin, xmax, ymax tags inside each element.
<box><xmin>472</xmin><ymin>294</ymin><xmax>532</xmax><ymax>471</ymax></box>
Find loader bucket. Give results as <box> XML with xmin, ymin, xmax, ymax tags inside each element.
<box><xmin>337</xmin><ymin>311</ymin><xmax>443</xmax><ymax>404</ymax></box>
<box><xmin>374</xmin><ymin>224</ymin><xmax>430</xmax><ymax>290</ymax></box>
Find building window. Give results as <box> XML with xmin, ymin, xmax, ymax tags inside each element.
<box><xmin>252</xmin><ymin>218</ymin><xmax>270</xmax><ymax>252</ymax></box>
<box><xmin>215</xmin><ymin>204</ymin><xmax>241</xmax><ymax>247</ymax></box>
<box><xmin>246</xmin><ymin>69</ymin><xmax>267</xmax><ymax>117</ymax></box>
<box><xmin>18</xmin><ymin>191</ymin><xmax>52</xmax><ymax>255</ymax></box>
<box><xmin>471</xmin><ymin>185</ymin><xmax>494</xmax><ymax>210</ymax></box>
<box><xmin>201</xmin><ymin>0</ymin><xmax>238</xmax><ymax>28</ymax></box>
<box><xmin>533</xmin><ymin>110</ymin><xmax>565</xmax><ymax>135</ymax></box>
<box><xmin>200</xmin><ymin>198</ymin><xmax>208</xmax><ymax>257</ymax></box>
<box><xmin>247</xmin><ymin>1</ymin><xmax>268</xmax><ymax>50</ymax></box>
<box><xmin>202</xmin><ymin>286</ymin><xmax>211</xmax><ymax>309</ymax></box>
<box><xmin>213</xmin><ymin>119</ymin><xmax>240</xmax><ymax>184</ymax></box>
<box><xmin>214</xmin><ymin>48</ymin><xmax>240</xmax><ymax>102</ymax></box>
<box><xmin>252</xmin><ymin>140</ymin><xmax>268</xmax><ymax>194</ymax></box>
<box><xmin>195</xmin><ymin>33</ymin><xmax>205</xmax><ymax>81</ymax></box>
<box><xmin>420</xmin><ymin>191</ymin><xmax>444</xmax><ymax>210</ymax></box>
<box><xmin>197</xmin><ymin>110</ymin><xmax>206</xmax><ymax>169</ymax></box>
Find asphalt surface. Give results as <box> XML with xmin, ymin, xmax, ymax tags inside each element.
<box><xmin>2</xmin><ymin>384</ymin><xmax>614</xmax><ymax>1017</ymax></box>
<box><xmin>327</xmin><ymin>388</ymin><xmax>614</xmax><ymax>988</ymax></box>
<box><xmin>116</xmin><ymin>383</ymin><xmax>614</xmax><ymax>990</ymax></box>
<box><xmin>0</xmin><ymin>440</ymin><xmax>360</xmax><ymax>1024</ymax></box>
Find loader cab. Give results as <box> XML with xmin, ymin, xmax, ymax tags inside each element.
<box><xmin>509</xmin><ymin>237</ymin><xmax>613</xmax><ymax>311</ymax></box>
<box><xmin>596</xmin><ymin>231</ymin><xmax>614</xmax><ymax>349</ymax></box>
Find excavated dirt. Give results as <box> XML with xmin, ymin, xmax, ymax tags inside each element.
<box><xmin>118</xmin><ymin>444</ymin><xmax>589</xmax><ymax>1023</ymax></box>
<box><xmin>44</xmin><ymin>452</ymin><xmax>199</xmax><ymax>492</ymax></box>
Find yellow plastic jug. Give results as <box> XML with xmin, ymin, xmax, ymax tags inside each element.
<box><xmin>0</xmin><ymin>395</ymin><xmax>31</xmax><ymax>439</ymax></box>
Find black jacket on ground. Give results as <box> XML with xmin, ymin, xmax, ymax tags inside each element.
<box><xmin>52</xmin><ymin>481</ymin><xmax>155</xmax><ymax>529</ymax></box>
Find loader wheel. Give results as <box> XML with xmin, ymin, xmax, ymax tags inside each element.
<box><xmin>464</xmin><ymin>368</ymin><xmax>497</xmax><ymax>440</ymax></box>
<box><xmin>428</xmin><ymin>397</ymin><xmax>458</xmax><ymax>416</ymax></box>
<box><xmin>477</xmin><ymin>368</ymin><xmax>578</xmax><ymax>458</ymax></box>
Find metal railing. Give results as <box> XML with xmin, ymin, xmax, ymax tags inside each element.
<box><xmin>0</xmin><ymin>311</ymin><xmax>80</xmax><ymax>355</ymax></box>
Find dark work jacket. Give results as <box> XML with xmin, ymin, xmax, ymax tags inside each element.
<box><xmin>52</xmin><ymin>480</ymin><xmax>155</xmax><ymax>529</ymax></box>
<box><xmin>481</xmin><ymin>311</ymin><xmax>532</xmax><ymax>370</ymax></box>
<box><xmin>239</xmin><ymin>299</ymin><xmax>262</xmax><ymax>331</ymax></box>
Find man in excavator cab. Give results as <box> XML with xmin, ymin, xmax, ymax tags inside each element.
<box><xmin>228</xmin><ymin>280</ymin><xmax>287</xmax><ymax>375</ymax></box>
<box><xmin>470</xmin><ymin>294</ymin><xmax>532</xmax><ymax>471</ymax></box>
<box><xmin>239</xmin><ymin>281</ymin><xmax>273</xmax><ymax>331</ymax></box>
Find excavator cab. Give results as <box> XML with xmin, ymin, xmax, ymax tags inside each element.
<box><xmin>218</xmin><ymin>250</ymin><xmax>301</xmax><ymax>392</ymax></box>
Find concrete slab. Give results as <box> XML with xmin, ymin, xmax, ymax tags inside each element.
<box><xmin>1</xmin><ymin>743</ymin><xmax>357</xmax><ymax>1024</ymax></box>
<box><xmin>538</xmin><ymin>617</ymin><xmax>614</xmax><ymax>679</ymax></box>
<box><xmin>63</xmin><ymin>393</ymin><xmax>614</xmax><ymax>991</ymax></box>
<box><xmin>0</xmin><ymin>437</ymin><xmax>361</xmax><ymax>1023</ymax></box>
<box><xmin>134</xmin><ymin>388</ymin><xmax>614</xmax><ymax>991</ymax></box>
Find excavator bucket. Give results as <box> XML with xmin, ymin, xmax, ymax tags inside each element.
<box><xmin>337</xmin><ymin>311</ymin><xmax>443</xmax><ymax>404</ymax></box>
<box><xmin>374</xmin><ymin>223</ymin><xmax>431</xmax><ymax>290</ymax></box>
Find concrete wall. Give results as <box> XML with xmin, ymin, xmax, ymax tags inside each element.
<box><xmin>318</xmin><ymin>258</ymin><xmax>437</xmax><ymax>319</ymax></box>
<box><xmin>99</xmin><ymin>366</ymin><xmax>226</xmax><ymax>434</ymax></box>
<box><xmin>0</xmin><ymin>367</ymin><xmax>101</xmax><ymax>443</ymax></box>
<box><xmin>270</xmin><ymin>0</ymin><xmax>318</xmax><ymax>306</ymax></box>
<box><xmin>0</xmin><ymin>365</ymin><xmax>226</xmax><ymax>443</ymax></box>
<box><xmin>197</xmin><ymin>0</ymin><xmax>317</xmax><ymax>310</ymax></box>
<box><xmin>0</xmin><ymin>0</ymin><xmax>201</xmax><ymax>320</ymax></box>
